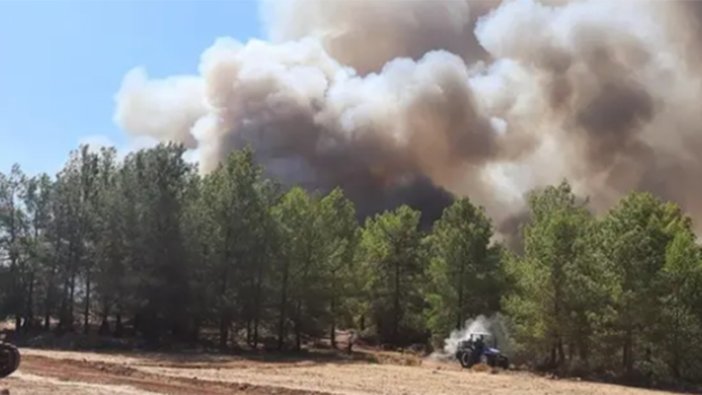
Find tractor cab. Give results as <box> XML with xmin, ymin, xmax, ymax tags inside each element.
<box><xmin>457</xmin><ymin>332</ymin><xmax>492</xmax><ymax>351</ymax></box>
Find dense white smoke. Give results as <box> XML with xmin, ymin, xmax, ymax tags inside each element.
<box><xmin>430</xmin><ymin>314</ymin><xmax>513</xmax><ymax>360</ymax></box>
<box><xmin>114</xmin><ymin>0</ymin><xmax>702</xmax><ymax>232</ymax></box>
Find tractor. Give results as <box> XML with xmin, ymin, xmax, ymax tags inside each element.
<box><xmin>0</xmin><ymin>342</ymin><xmax>20</xmax><ymax>378</ymax></box>
<box><xmin>455</xmin><ymin>332</ymin><xmax>509</xmax><ymax>369</ymax></box>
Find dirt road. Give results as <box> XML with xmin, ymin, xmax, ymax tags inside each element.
<box><xmin>0</xmin><ymin>348</ymin><xmax>686</xmax><ymax>395</ymax></box>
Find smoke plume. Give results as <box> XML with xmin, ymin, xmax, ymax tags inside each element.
<box><xmin>430</xmin><ymin>314</ymin><xmax>513</xmax><ymax>360</ymax></box>
<box><xmin>114</xmin><ymin>0</ymin><xmax>702</xmax><ymax>233</ymax></box>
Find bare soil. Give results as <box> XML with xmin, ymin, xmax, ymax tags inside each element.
<box><xmin>0</xmin><ymin>347</ymin><xmax>689</xmax><ymax>395</ymax></box>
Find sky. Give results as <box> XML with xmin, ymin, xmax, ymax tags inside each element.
<box><xmin>0</xmin><ymin>0</ymin><xmax>262</xmax><ymax>175</ymax></box>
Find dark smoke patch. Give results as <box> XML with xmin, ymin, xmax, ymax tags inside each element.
<box><xmin>576</xmin><ymin>83</ymin><xmax>653</xmax><ymax>136</ymax></box>
<box><xmin>351</xmin><ymin>175</ymin><xmax>455</xmax><ymax>229</ymax></box>
<box><xmin>496</xmin><ymin>209</ymin><xmax>529</xmax><ymax>254</ymax></box>
<box><xmin>575</xmin><ymin>80</ymin><xmax>654</xmax><ymax>171</ymax></box>
<box><xmin>404</xmin><ymin>58</ymin><xmax>499</xmax><ymax>182</ymax></box>
<box><xmin>547</xmin><ymin>74</ymin><xmax>573</xmax><ymax>111</ymax></box>
<box><xmin>222</xmin><ymin>95</ymin><xmax>455</xmax><ymax>226</ymax></box>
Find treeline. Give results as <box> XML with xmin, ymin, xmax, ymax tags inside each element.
<box><xmin>1</xmin><ymin>143</ymin><xmax>702</xmax><ymax>385</ymax></box>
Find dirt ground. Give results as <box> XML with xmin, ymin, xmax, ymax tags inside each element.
<box><xmin>0</xmin><ymin>347</ymin><xmax>689</xmax><ymax>395</ymax></box>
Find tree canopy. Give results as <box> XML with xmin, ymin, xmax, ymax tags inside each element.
<box><xmin>1</xmin><ymin>144</ymin><xmax>702</xmax><ymax>386</ymax></box>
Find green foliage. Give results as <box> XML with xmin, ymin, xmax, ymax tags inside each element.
<box><xmin>2</xmin><ymin>144</ymin><xmax>702</xmax><ymax>388</ymax></box>
<box><xmin>0</xmin><ymin>165</ymin><xmax>28</xmax><ymax>323</ymax></box>
<box><xmin>317</xmin><ymin>188</ymin><xmax>360</xmax><ymax>347</ymax></box>
<box><xmin>269</xmin><ymin>186</ymin><xmax>359</xmax><ymax>350</ymax></box>
<box><xmin>120</xmin><ymin>144</ymin><xmax>194</xmax><ymax>341</ymax></box>
<box><xmin>657</xmin><ymin>230</ymin><xmax>702</xmax><ymax>381</ymax></box>
<box><xmin>271</xmin><ymin>187</ymin><xmax>321</xmax><ymax>349</ymax></box>
<box><xmin>503</xmin><ymin>181</ymin><xmax>598</xmax><ymax>369</ymax></box>
<box><xmin>425</xmin><ymin>198</ymin><xmax>502</xmax><ymax>346</ymax></box>
<box><xmin>359</xmin><ymin>205</ymin><xmax>427</xmax><ymax>346</ymax></box>
<box><xmin>595</xmin><ymin>193</ymin><xmax>701</xmax><ymax>382</ymax></box>
<box><xmin>199</xmin><ymin>147</ymin><xmax>271</xmax><ymax>347</ymax></box>
<box><xmin>501</xmin><ymin>183</ymin><xmax>702</xmax><ymax>384</ymax></box>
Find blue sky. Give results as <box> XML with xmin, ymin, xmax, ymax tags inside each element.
<box><xmin>0</xmin><ymin>0</ymin><xmax>262</xmax><ymax>175</ymax></box>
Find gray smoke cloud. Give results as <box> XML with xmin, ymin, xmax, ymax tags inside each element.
<box><xmin>114</xmin><ymin>0</ymin><xmax>702</xmax><ymax>234</ymax></box>
<box><xmin>261</xmin><ymin>0</ymin><xmax>500</xmax><ymax>75</ymax></box>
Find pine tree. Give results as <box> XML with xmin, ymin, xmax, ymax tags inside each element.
<box><xmin>503</xmin><ymin>181</ymin><xmax>594</xmax><ymax>370</ymax></box>
<box><xmin>317</xmin><ymin>188</ymin><xmax>359</xmax><ymax>348</ymax></box>
<box><xmin>360</xmin><ymin>205</ymin><xmax>427</xmax><ymax>346</ymax></box>
<box><xmin>425</xmin><ymin>198</ymin><xmax>502</xmax><ymax>345</ymax></box>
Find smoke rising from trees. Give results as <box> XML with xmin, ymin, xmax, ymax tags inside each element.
<box><xmin>114</xmin><ymin>0</ymin><xmax>702</xmax><ymax>232</ymax></box>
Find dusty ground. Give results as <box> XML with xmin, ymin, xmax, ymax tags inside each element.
<box><xmin>0</xmin><ymin>347</ymin><xmax>689</xmax><ymax>395</ymax></box>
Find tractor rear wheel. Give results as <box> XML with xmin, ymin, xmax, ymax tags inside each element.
<box><xmin>497</xmin><ymin>355</ymin><xmax>509</xmax><ymax>370</ymax></box>
<box><xmin>0</xmin><ymin>343</ymin><xmax>20</xmax><ymax>378</ymax></box>
<box><xmin>459</xmin><ymin>352</ymin><xmax>473</xmax><ymax>368</ymax></box>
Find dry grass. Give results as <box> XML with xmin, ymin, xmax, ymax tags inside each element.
<box><xmin>0</xmin><ymin>347</ymin><xmax>689</xmax><ymax>395</ymax></box>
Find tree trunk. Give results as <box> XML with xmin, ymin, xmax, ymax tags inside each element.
<box><xmin>568</xmin><ymin>342</ymin><xmax>575</xmax><ymax>363</ymax></box>
<box><xmin>557</xmin><ymin>338</ymin><xmax>565</xmax><ymax>370</ymax></box>
<box><xmin>252</xmin><ymin>265</ymin><xmax>263</xmax><ymax>349</ymax></box>
<box><xmin>246</xmin><ymin>318</ymin><xmax>252</xmax><ymax>347</ymax></box>
<box><xmin>114</xmin><ymin>312</ymin><xmax>123</xmax><ymax>338</ymax></box>
<box><xmin>329</xmin><ymin>262</ymin><xmax>341</xmax><ymax>349</ymax></box>
<box><xmin>295</xmin><ymin>327</ymin><xmax>301</xmax><ymax>352</ymax></box>
<box><xmin>330</xmin><ymin>296</ymin><xmax>337</xmax><ymax>349</ymax></box>
<box><xmin>579</xmin><ymin>340</ymin><xmax>589</xmax><ymax>363</ymax></box>
<box><xmin>294</xmin><ymin>299</ymin><xmax>302</xmax><ymax>352</ymax></box>
<box><xmin>83</xmin><ymin>271</ymin><xmax>91</xmax><ymax>334</ymax></box>
<box><xmin>25</xmin><ymin>271</ymin><xmax>35</xmax><ymax>332</ymax></box>
<box><xmin>219</xmin><ymin>264</ymin><xmax>229</xmax><ymax>349</ymax></box>
<box><xmin>65</xmin><ymin>241</ymin><xmax>76</xmax><ymax>330</ymax></box>
<box><xmin>190</xmin><ymin>317</ymin><xmax>200</xmax><ymax>343</ymax></box>
<box><xmin>68</xmin><ymin>270</ymin><xmax>76</xmax><ymax>331</ymax></box>
<box><xmin>59</xmin><ymin>277</ymin><xmax>69</xmax><ymax>331</ymax></box>
<box><xmin>44</xmin><ymin>310</ymin><xmax>51</xmax><ymax>331</ymax></box>
<box><xmin>550</xmin><ymin>344</ymin><xmax>557</xmax><ymax>369</ymax></box>
<box><xmin>132</xmin><ymin>312</ymin><xmax>141</xmax><ymax>337</ymax></box>
<box><xmin>9</xmin><ymin>196</ymin><xmax>21</xmax><ymax>334</ymax></box>
<box><xmin>552</xmin><ymin>268</ymin><xmax>564</xmax><ymax>371</ymax></box>
<box><xmin>623</xmin><ymin>328</ymin><xmax>634</xmax><ymax>375</ymax></box>
<box><xmin>99</xmin><ymin>310</ymin><xmax>110</xmax><ymax>336</ymax></box>
<box><xmin>253</xmin><ymin>319</ymin><xmax>260</xmax><ymax>349</ymax></box>
<box><xmin>393</xmin><ymin>259</ymin><xmax>401</xmax><ymax>345</ymax></box>
<box><xmin>669</xmin><ymin>357</ymin><xmax>681</xmax><ymax>381</ymax></box>
<box><xmin>456</xmin><ymin>260</ymin><xmax>465</xmax><ymax>330</ymax></box>
<box><xmin>219</xmin><ymin>314</ymin><xmax>230</xmax><ymax>349</ymax></box>
<box><xmin>277</xmin><ymin>261</ymin><xmax>289</xmax><ymax>351</ymax></box>
<box><xmin>45</xmin><ymin>249</ymin><xmax>58</xmax><ymax>332</ymax></box>
<box><xmin>671</xmin><ymin>325</ymin><xmax>681</xmax><ymax>379</ymax></box>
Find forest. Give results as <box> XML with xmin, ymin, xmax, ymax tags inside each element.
<box><xmin>1</xmin><ymin>143</ymin><xmax>701</xmax><ymax>387</ymax></box>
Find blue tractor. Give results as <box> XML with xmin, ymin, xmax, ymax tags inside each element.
<box><xmin>455</xmin><ymin>332</ymin><xmax>509</xmax><ymax>369</ymax></box>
